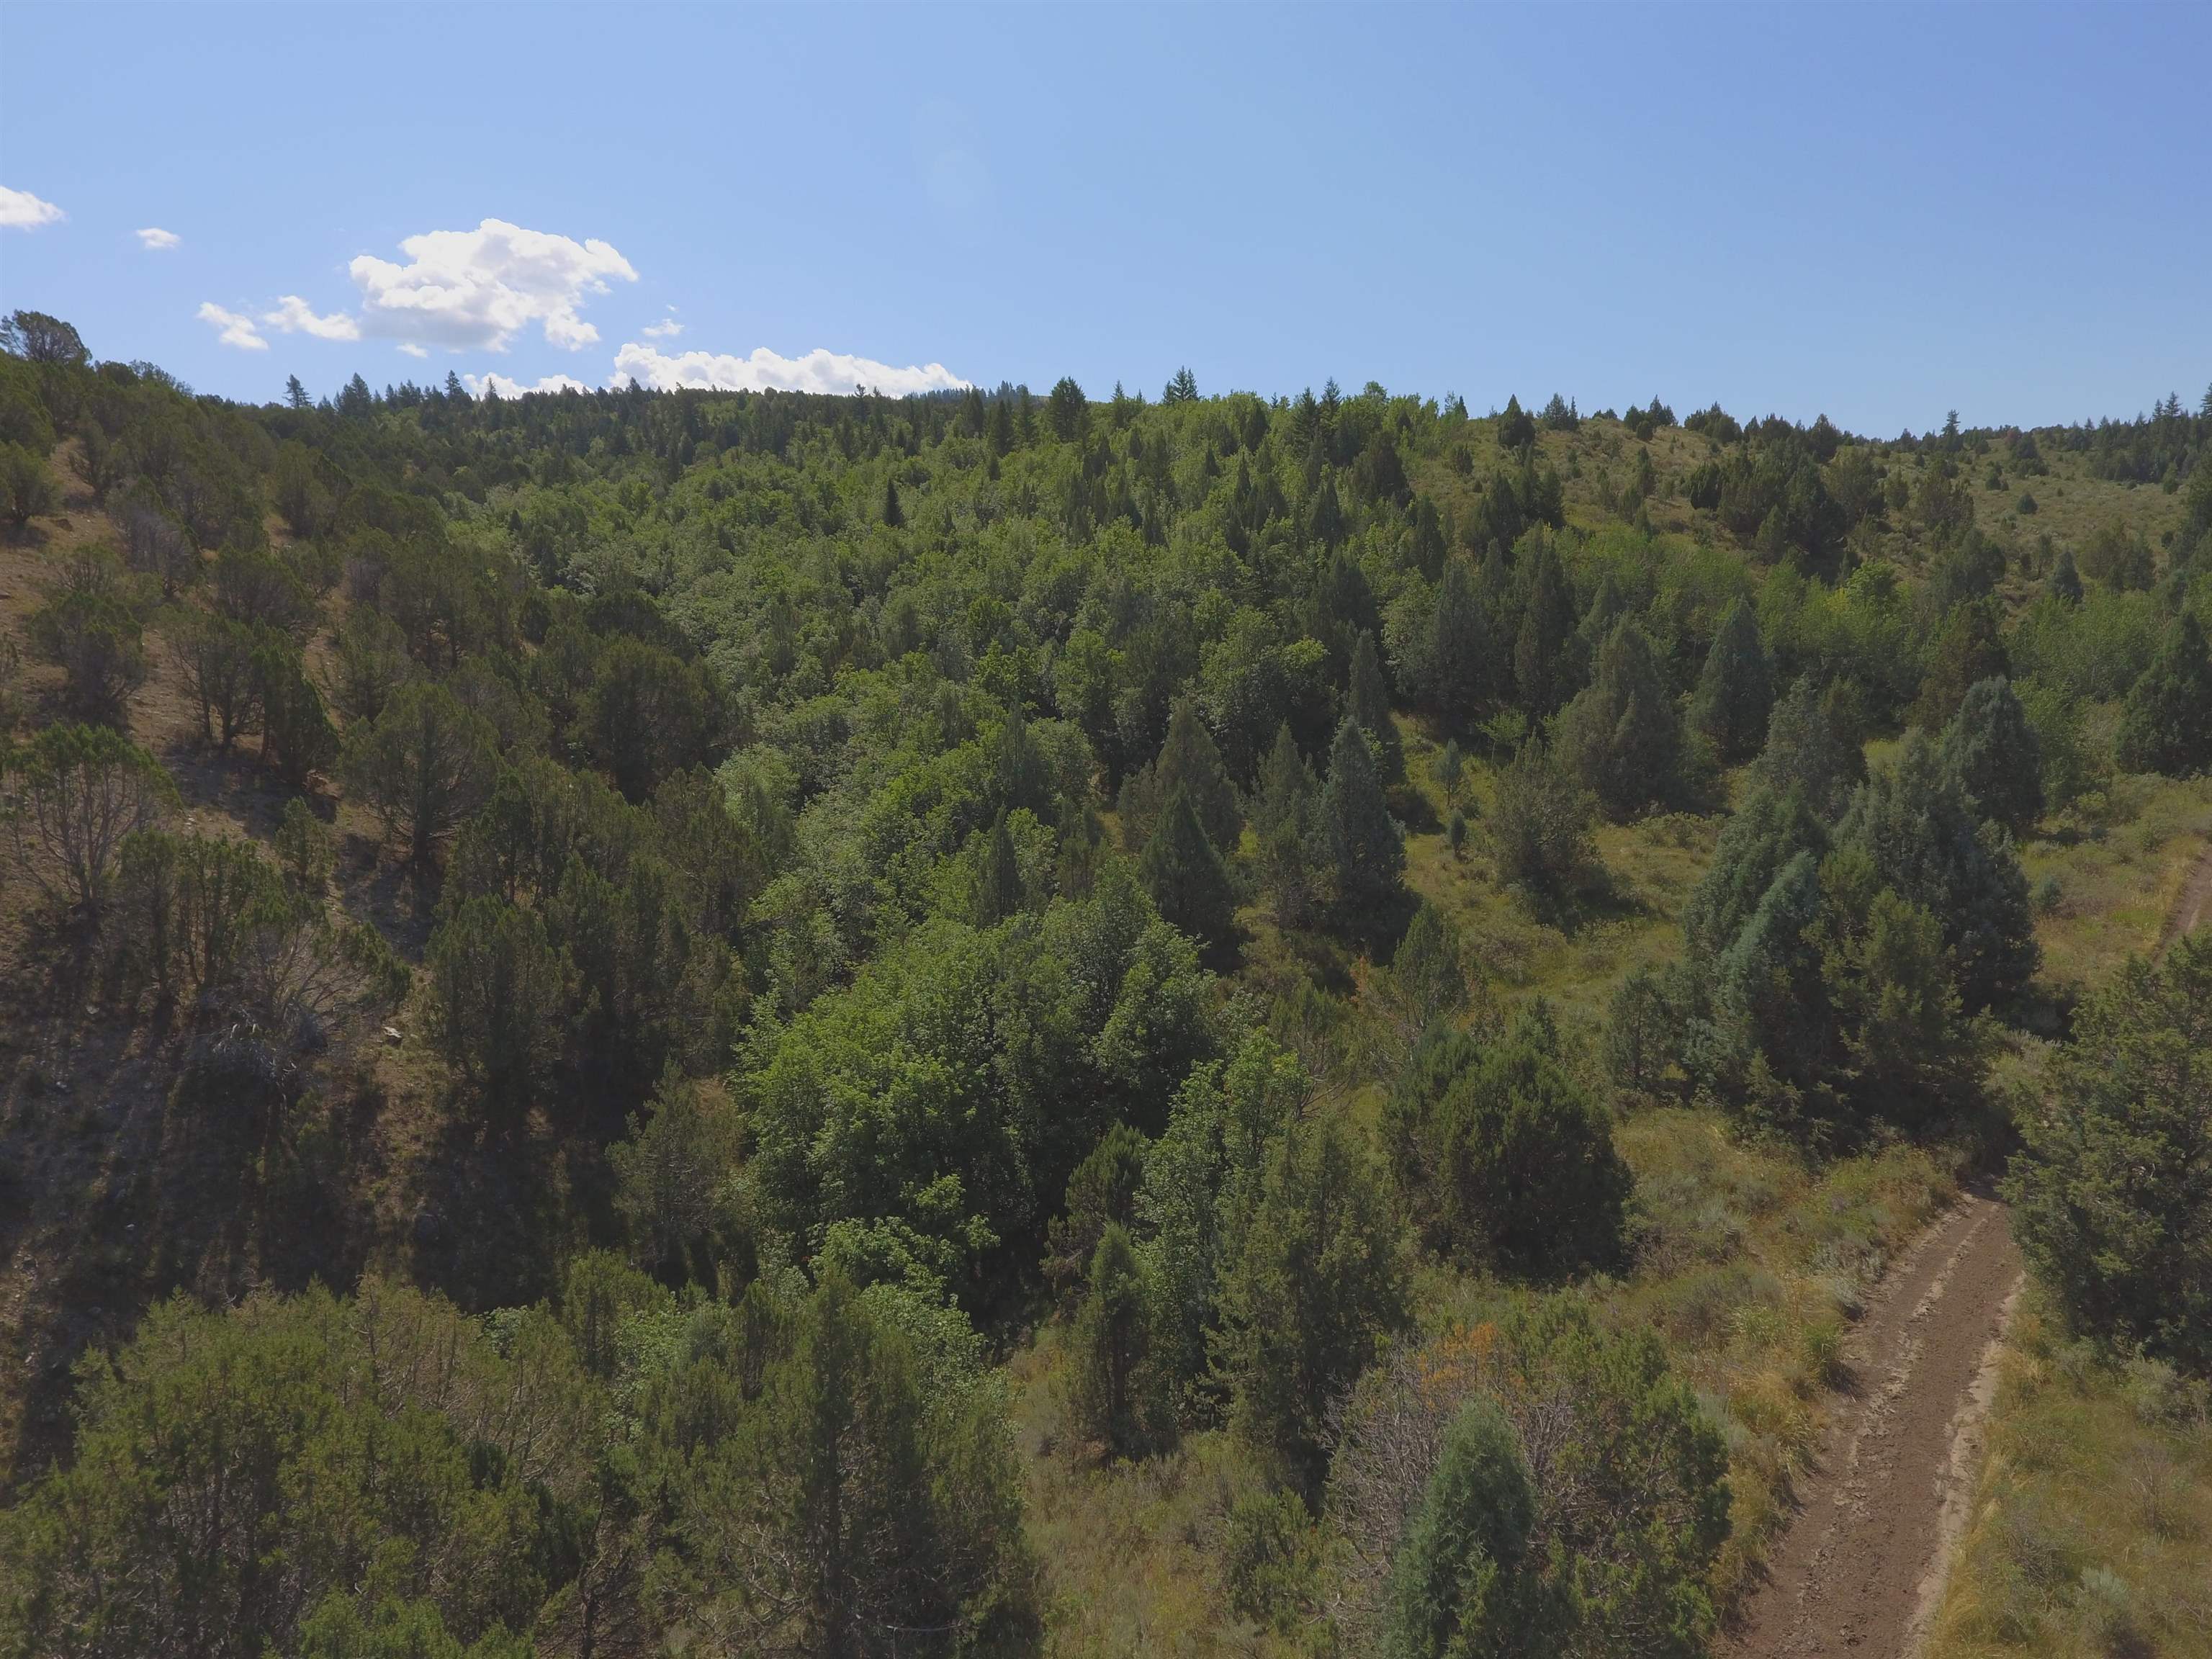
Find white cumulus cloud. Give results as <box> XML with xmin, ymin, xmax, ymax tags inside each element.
<box><xmin>611</xmin><ymin>341</ymin><xmax>968</xmax><ymax>397</ymax></box>
<box><xmin>1</xmin><ymin>186</ymin><xmax>64</xmax><ymax>229</ymax></box>
<box><xmin>350</xmin><ymin>218</ymin><xmax>637</xmax><ymax>353</ymax></box>
<box><xmin>263</xmin><ymin>294</ymin><xmax>361</xmax><ymax>341</ymax></box>
<box><xmin>463</xmin><ymin>371</ymin><xmax>594</xmax><ymax>399</ymax></box>
<box><xmin>641</xmin><ymin>318</ymin><xmax>684</xmax><ymax>339</ymax></box>
<box><xmin>397</xmin><ymin>342</ymin><xmax>428</xmax><ymax>359</ymax></box>
<box><xmin>137</xmin><ymin>226</ymin><xmax>181</xmax><ymax>251</ymax></box>
<box><xmin>198</xmin><ymin>302</ymin><xmax>269</xmax><ymax>351</ymax></box>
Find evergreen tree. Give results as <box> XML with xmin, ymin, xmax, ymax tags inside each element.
<box><xmin>1488</xmin><ymin>737</ymin><xmax>1592</xmax><ymax>902</ymax></box>
<box><xmin>1383</xmin><ymin>1014</ymin><xmax>1630</xmax><ymax>1277</ymax></box>
<box><xmin>1251</xmin><ymin>722</ymin><xmax>1320</xmax><ymax>927</ymax></box>
<box><xmin>1069</xmin><ymin>1224</ymin><xmax>1163</xmax><ymax>1460</ymax></box>
<box><xmin>1683</xmin><ymin>784</ymin><xmax>1826</xmax><ymax>958</ymax></box>
<box><xmin>1511</xmin><ymin>539</ymin><xmax>1578</xmax><ymax>716</ymax></box>
<box><xmin>976</xmin><ymin>811</ymin><xmax>1024</xmax><ymax>925</ymax></box>
<box><xmin>426</xmin><ymin>897</ymin><xmax>569</xmax><ymax>1119</ymax></box>
<box><xmin>338</xmin><ymin>680</ymin><xmax>498</xmax><ymax>868</ymax></box>
<box><xmin>1308</xmin><ymin>474</ymin><xmax>1345</xmax><ymax>549</ymax></box>
<box><xmin>1830</xmin><ymin>885</ymin><xmax>1982</xmax><ymax>1125</ymax></box>
<box><xmin>2006</xmin><ymin>934</ymin><xmax>2212</xmax><ymax>1373</ymax></box>
<box><xmin>1754</xmin><ymin>674</ymin><xmax>1865</xmax><ymax>821</ymax></box>
<box><xmin>685</xmin><ymin>1273</ymin><xmax>1041</xmax><ymax>1651</ymax></box>
<box><xmin>1556</xmin><ymin>620</ymin><xmax>1686</xmax><ymax>819</ymax></box>
<box><xmin>1712</xmin><ymin>850</ymin><xmax>1834</xmax><ymax>1099</ymax></box>
<box><xmin>1320</xmin><ymin>716</ymin><xmax>1405</xmax><ymax>920</ymax></box>
<box><xmin>1912</xmin><ymin>599</ymin><xmax>2008</xmax><ymax>728</ymax></box>
<box><xmin>1215</xmin><ymin>1112</ymin><xmax>1407</xmax><ymax>1492</ymax></box>
<box><xmin>1689</xmin><ymin>596</ymin><xmax>1775</xmax><ymax>763</ymax></box>
<box><xmin>1496</xmin><ymin>394</ymin><xmax>1537</xmax><ymax>452</ymax></box>
<box><xmin>1425</xmin><ymin>559</ymin><xmax>1491</xmax><ymax>727</ymax></box>
<box><xmin>1383</xmin><ymin>1399</ymin><xmax>1557</xmax><ymax>1659</ymax></box>
<box><xmin>1048</xmin><ymin>376</ymin><xmax>1089</xmax><ymax>442</ymax></box>
<box><xmin>1830</xmin><ymin>730</ymin><xmax>2038</xmax><ymax>1012</ymax></box>
<box><xmin>1939</xmin><ymin>676</ymin><xmax>2044</xmax><ymax>837</ymax></box>
<box><xmin>284</xmin><ymin>373</ymin><xmax>311</xmax><ymax>410</ymax></box>
<box><xmin>881</xmin><ymin>471</ymin><xmax>904</xmax><ymax>528</ymax></box>
<box><xmin>2116</xmin><ymin>612</ymin><xmax>2212</xmax><ymax>777</ymax></box>
<box><xmin>1156</xmin><ymin>696</ymin><xmax>1242</xmax><ymax>853</ymax></box>
<box><xmin>1140</xmin><ymin>785</ymin><xmax>1238</xmax><ymax>954</ymax></box>
<box><xmin>1347</xmin><ymin>629</ymin><xmax>1403</xmax><ymax>786</ymax></box>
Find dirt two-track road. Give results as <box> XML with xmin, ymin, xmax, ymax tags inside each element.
<box><xmin>1725</xmin><ymin>1192</ymin><xmax>2023</xmax><ymax>1659</ymax></box>
<box><xmin>1730</xmin><ymin>837</ymin><xmax>2212</xmax><ymax>1658</ymax></box>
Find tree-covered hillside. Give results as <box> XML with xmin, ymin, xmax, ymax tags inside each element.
<box><xmin>3</xmin><ymin>312</ymin><xmax>2210</xmax><ymax>1657</ymax></box>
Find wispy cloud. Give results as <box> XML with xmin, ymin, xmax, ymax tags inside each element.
<box><xmin>264</xmin><ymin>295</ymin><xmax>361</xmax><ymax>341</ymax></box>
<box><xmin>0</xmin><ymin>186</ymin><xmax>64</xmax><ymax>229</ymax></box>
<box><xmin>197</xmin><ymin>302</ymin><xmax>268</xmax><ymax>351</ymax></box>
<box><xmin>611</xmin><ymin>341</ymin><xmax>968</xmax><ymax>397</ymax></box>
<box><xmin>136</xmin><ymin>226</ymin><xmax>181</xmax><ymax>251</ymax></box>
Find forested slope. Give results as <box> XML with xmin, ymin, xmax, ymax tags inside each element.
<box><xmin>2</xmin><ymin>313</ymin><xmax>2209</xmax><ymax>1656</ymax></box>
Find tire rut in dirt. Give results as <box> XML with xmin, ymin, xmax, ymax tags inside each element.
<box><xmin>1724</xmin><ymin>1192</ymin><xmax>2023</xmax><ymax>1659</ymax></box>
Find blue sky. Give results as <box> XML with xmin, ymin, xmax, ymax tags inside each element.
<box><xmin>4</xmin><ymin>3</ymin><xmax>2206</xmax><ymax>433</ymax></box>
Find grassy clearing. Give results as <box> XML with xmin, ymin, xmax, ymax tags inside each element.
<box><xmin>1927</xmin><ymin>1291</ymin><xmax>2212</xmax><ymax>1659</ymax></box>
<box><xmin>2021</xmin><ymin>771</ymin><xmax>2212</xmax><ymax>990</ymax></box>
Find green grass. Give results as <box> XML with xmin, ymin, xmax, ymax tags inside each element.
<box><xmin>1928</xmin><ymin>1291</ymin><xmax>2212</xmax><ymax>1659</ymax></box>
<box><xmin>2020</xmin><ymin>771</ymin><xmax>2212</xmax><ymax>989</ymax></box>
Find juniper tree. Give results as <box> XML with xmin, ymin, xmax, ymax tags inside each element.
<box><xmin>1139</xmin><ymin>785</ymin><xmax>1238</xmax><ymax>954</ymax></box>
<box><xmin>1830</xmin><ymin>729</ymin><xmax>2037</xmax><ymax>1012</ymax></box>
<box><xmin>1511</xmin><ymin>539</ymin><xmax>1578</xmax><ymax>716</ymax></box>
<box><xmin>1939</xmin><ymin>676</ymin><xmax>2044</xmax><ymax>837</ymax></box>
<box><xmin>1069</xmin><ymin>1224</ymin><xmax>1164</xmax><ymax>1460</ymax></box>
<box><xmin>1425</xmin><ymin>559</ymin><xmax>1491</xmax><ymax>727</ymax></box>
<box><xmin>1556</xmin><ymin>619</ymin><xmax>1686</xmax><ymax>819</ymax></box>
<box><xmin>1912</xmin><ymin>598</ymin><xmax>2008</xmax><ymax>729</ymax></box>
<box><xmin>1383</xmin><ymin>1399</ymin><xmax>1557</xmax><ymax>1659</ymax></box>
<box><xmin>1156</xmin><ymin>696</ymin><xmax>1242</xmax><ymax>853</ymax></box>
<box><xmin>1320</xmin><ymin>716</ymin><xmax>1405</xmax><ymax>920</ymax></box>
<box><xmin>1347</xmin><ymin>629</ymin><xmax>1403</xmax><ymax>786</ymax></box>
<box><xmin>1754</xmin><ymin>674</ymin><xmax>1866</xmax><ymax>821</ymax></box>
<box><xmin>1689</xmin><ymin>595</ymin><xmax>1774</xmax><ymax>763</ymax></box>
<box><xmin>2006</xmin><ymin>934</ymin><xmax>2212</xmax><ymax>1373</ymax></box>
<box><xmin>1251</xmin><ymin>722</ymin><xmax>1321</xmax><ymax>927</ymax></box>
<box><xmin>1214</xmin><ymin>1111</ymin><xmax>1407</xmax><ymax>1493</ymax></box>
<box><xmin>2116</xmin><ymin>612</ymin><xmax>2212</xmax><ymax>778</ymax></box>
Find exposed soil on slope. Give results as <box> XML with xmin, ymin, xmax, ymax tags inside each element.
<box><xmin>1725</xmin><ymin>1192</ymin><xmax>2023</xmax><ymax>1659</ymax></box>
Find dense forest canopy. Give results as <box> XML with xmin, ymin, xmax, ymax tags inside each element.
<box><xmin>2</xmin><ymin>310</ymin><xmax>2210</xmax><ymax>1657</ymax></box>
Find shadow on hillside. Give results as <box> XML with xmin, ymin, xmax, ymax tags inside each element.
<box><xmin>0</xmin><ymin>928</ymin><xmax>379</xmax><ymax>1493</ymax></box>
